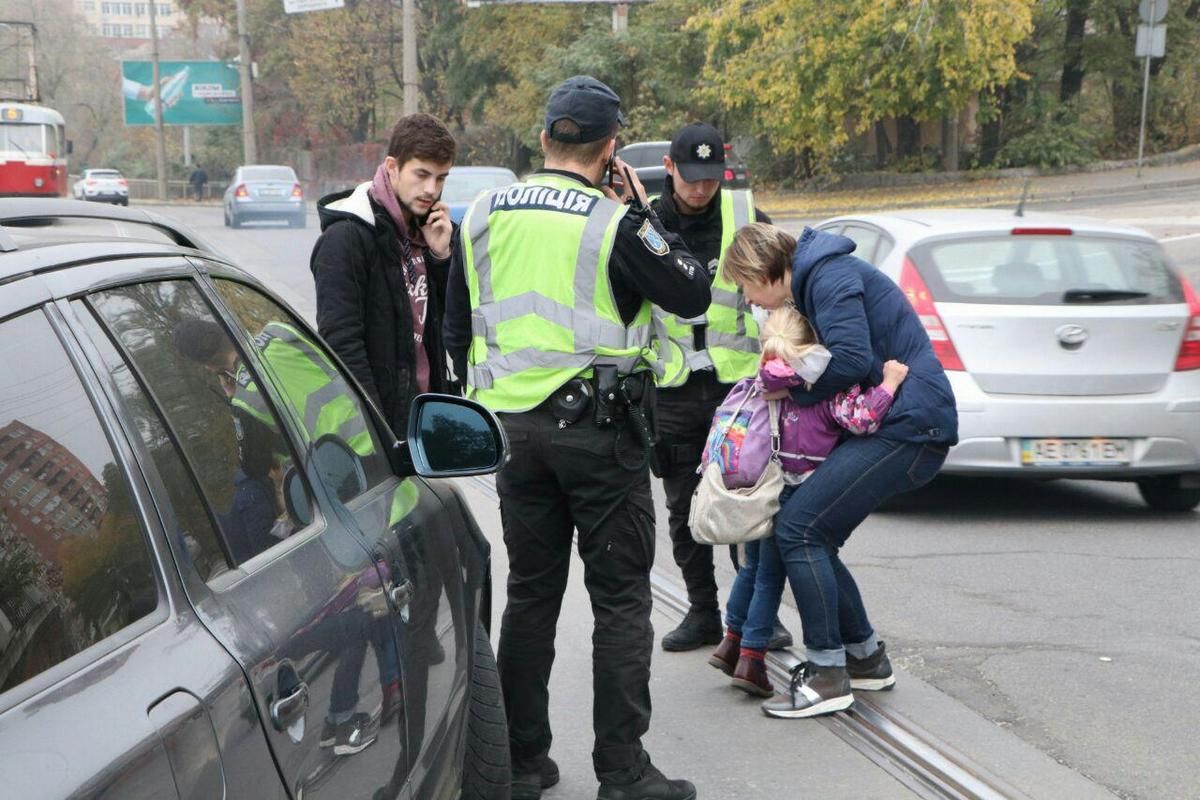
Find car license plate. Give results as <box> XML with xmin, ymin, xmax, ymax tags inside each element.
<box><xmin>258</xmin><ymin>188</ymin><xmax>284</xmax><ymax>196</ymax></box>
<box><xmin>1020</xmin><ymin>438</ymin><xmax>1130</xmax><ymax>466</ymax></box>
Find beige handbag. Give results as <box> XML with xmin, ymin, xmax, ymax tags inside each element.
<box><xmin>688</xmin><ymin>399</ymin><xmax>784</xmax><ymax>546</ymax></box>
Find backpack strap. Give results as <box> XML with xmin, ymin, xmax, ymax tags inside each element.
<box><xmin>768</xmin><ymin>399</ymin><xmax>781</xmax><ymax>460</ymax></box>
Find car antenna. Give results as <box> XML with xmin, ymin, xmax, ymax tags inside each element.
<box><xmin>1015</xmin><ymin>179</ymin><xmax>1031</xmax><ymax>217</ymax></box>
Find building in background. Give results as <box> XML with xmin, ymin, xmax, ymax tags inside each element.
<box><xmin>75</xmin><ymin>1</ymin><xmax>183</xmax><ymax>40</ymax></box>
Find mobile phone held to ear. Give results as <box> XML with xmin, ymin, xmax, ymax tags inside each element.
<box><xmin>606</xmin><ymin>155</ymin><xmax>617</xmax><ymax>189</ymax></box>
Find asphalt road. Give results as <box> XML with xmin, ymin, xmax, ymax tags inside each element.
<box><xmin>144</xmin><ymin>188</ymin><xmax>1200</xmax><ymax>800</ymax></box>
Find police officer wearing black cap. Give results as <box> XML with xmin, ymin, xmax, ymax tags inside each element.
<box><xmin>649</xmin><ymin>123</ymin><xmax>794</xmax><ymax>654</ymax></box>
<box><xmin>444</xmin><ymin>76</ymin><xmax>708</xmax><ymax>800</ymax></box>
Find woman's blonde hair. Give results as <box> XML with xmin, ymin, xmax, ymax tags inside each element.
<box><xmin>721</xmin><ymin>222</ymin><xmax>796</xmax><ymax>288</ymax></box>
<box><xmin>760</xmin><ymin>305</ymin><xmax>819</xmax><ymax>362</ymax></box>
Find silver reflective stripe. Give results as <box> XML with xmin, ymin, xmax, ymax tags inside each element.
<box><xmin>467</xmin><ymin>191</ymin><xmax>495</xmax><ymax>305</ymax></box>
<box><xmin>710</xmin><ymin>288</ymin><xmax>742</xmax><ymax>308</ymax></box>
<box><xmin>730</xmin><ymin>190</ymin><xmax>752</xmax><ymax>230</ymax></box>
<box><xmin>302</xmin><ymin>380</ymin><xmax>368</xmax><ymax>443</ymax></box>
<box><xmin>470</xmin><ymin>350</ymin><xmax>642</xmax><ymax>389</ymax></box>
<box><xmin>707</xmin><ymin>329</ymin><xmax>759</xmax><ymax>353</ymax></box>
<box><xmin>474</xmin><ymin>291</ymin><xmax>632</xmax><ymax>350</ymax></box>
<box><xmin>686</xmin><ymin>349</ymin><xmax>714</xmax><ymax>370</ymax></box>
<box><xmin>674</xmin><ymin>313</ymin><xmax>708</xmax><ymax>326</ymax></box>
<box><xmin>574</xmin><ymin>200</ymin><xmax>623</xmax><ymax>315</ymax></box>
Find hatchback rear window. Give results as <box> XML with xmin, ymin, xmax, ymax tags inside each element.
<box><xmin>909</xmin><ymin>234</ymin><xmax>1184</xmax><ymax>305</ymax></box>
<box><xmin>88</xmin><ymin>170</ymin><xmax>122</xmax><ymax>179</ymax></box>
<box><xmin>241</xmin><ymin>167</ymin><xmax>296</xmax><ymax>182</ymax></box>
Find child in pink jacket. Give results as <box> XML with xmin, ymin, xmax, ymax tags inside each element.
<box><xmin>708</xmin><ymin>305</ymin><xmax>908</xmax><ymax>697</ymax></box>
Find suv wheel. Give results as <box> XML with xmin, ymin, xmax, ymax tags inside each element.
<box><xmin>461</xmin><ymin>620</ymin><xmax>511</xmax><ymax>799</ymax></box>
<box><xmin>1137</xmin><ymin>475</ymin><xmax>1200</xmax><ymax>512</ymax></box>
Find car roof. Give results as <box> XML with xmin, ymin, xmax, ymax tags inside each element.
<box><xmin>824</xmin><ymin>208</ymin><xmax>1157</xmax><ymax>242</ymax></box>
<box><xmin>84</xmin><ymin>168</ymin><xmax>122</xmax><ymax>174</ymax></box>
<box><xmin>0</xmin><ymin>198</ymin><xmax>225</xmax><ymax>284</ymax></box>
<box><xmin>618</xmin><ymin>141</ymin><xmax>670</xmax><ymax>151</ymax></box>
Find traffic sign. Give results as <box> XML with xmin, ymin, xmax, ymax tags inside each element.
<box><xmin>1139</xmin><ymin>0</ymin><xmax>1168</xmax><ymax>24</ymax></box>
<box><xmin>1136</xmin><ymin>24</ymin><xmax>1167</xmax><ymax>58</ymax></box>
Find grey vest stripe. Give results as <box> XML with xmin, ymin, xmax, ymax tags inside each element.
<box><xmin>710</xmin><ymin>288</ymin><xmax>742</xmax><ymax>308</ymax></box>
<box><xmin>466</xmin><ymin>192</ymin><xmax>495</xmax><ymax>305</ymax></box>
<box><xmin>260</xmin><ymin>324</ymin><xmax>342</xmax><ymax>382</ymax></box>
<box><xmin>470</xmin><ymin>350</ymin><xmax>643</xmax><ymax>390</ymax></box>
<box><xmin>686</xmin><ymin>349</ymin><xmax>715</xmax><ymax>370</ymax></box>
<box><xmin>706</xmin><ymin>329</ymin><xmax>759</xmax><ymax>353</ymax></box>
<box><xmin>302</xmin><ymin>380</ymin><xmax>365</xmax><ymax>441</ymax></box>
<box><xmin>730</xmin><ymin>190</ymin><xmax>752</xmax><ymax>230</ymax></box>
<box><xmin>573</xmin><ymin>198</ymin><xmax>626</xmax><ymax>318</ymax></box>
<box><xmin>473</xmin><ymin>291</ymin><xmax>634</xmax><ymax>350</ymax></box>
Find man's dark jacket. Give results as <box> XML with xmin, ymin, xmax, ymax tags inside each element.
<box><xmin>312</xmin><ymin>181</ymin><xmax>451</xmax><ymax>440</ymax></box>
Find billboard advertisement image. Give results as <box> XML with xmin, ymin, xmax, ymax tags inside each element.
<box><xmin>122</xmin><ymin>60</ymin><xmax>243</xmax><ymax>126</ymax></box>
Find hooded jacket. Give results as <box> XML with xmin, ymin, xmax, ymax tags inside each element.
<box><xmin>788</xmin><ymin>227</ymin><xmax>958</xmax><ymax>445</ymax></box>
<box><xmin>312</xmin><ymin>181</ymin><xmax>451</xmax><ymax>440</ymax></box>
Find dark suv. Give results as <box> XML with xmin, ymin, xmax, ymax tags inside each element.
<box><xmin>616</xmin><ymin>140</ymin><xmax>752</xmax><ymax>197</ymax></box>
<box><xmin>0</xmin><ymin>200</ymin><xmax>511</xmax><ymax>799</ymax></box>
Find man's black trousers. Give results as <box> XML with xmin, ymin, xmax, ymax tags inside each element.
<box><xmin>495</xmin><ymin>406</ymin><xmax>656</xmax><ymax>785</ymax></box>
<box><xmin>653</xmin><ymin>370</ymin><xmax>738</xmax><ymax>613</ymax></box>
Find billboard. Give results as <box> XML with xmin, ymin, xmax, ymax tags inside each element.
<box><xmin>122</xmin><ymin>61</ymin><xmax>243</xmax><ymax>126</ymax></box>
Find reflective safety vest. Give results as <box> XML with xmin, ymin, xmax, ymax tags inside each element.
<box><xmin>232</xmin><ymin>321</ymin><xmax>375</xmax><ymax>457</ymax></box>
<box><xmin>655</xmin><ymin>189</ymin><xmax>761</xmax><ymax>388</ymax></box>
<box><xmin>460</xmin><ymin>173</ymin><xmax>663</xmax><ymax>413</ymax></box>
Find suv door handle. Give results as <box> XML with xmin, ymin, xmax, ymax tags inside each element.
<box><xmin>270</xmin><ymin>681</ymin><xmax>309</xmax><ymax>730</ymax></box>
<box><xmin>389</xmin><ymin>579</ymin><xmax>414</xmax><ymax>618</ymax></box>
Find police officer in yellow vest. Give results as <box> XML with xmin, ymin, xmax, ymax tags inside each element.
<box><xmin>649</xmin><ymin>123</ymin><xmax>794</xmax><ymax>654</ymax></box>
<box><xmin>443</xmin><ymin>77</ymin><xmax>709</xmax><ymax>800</ymax></box>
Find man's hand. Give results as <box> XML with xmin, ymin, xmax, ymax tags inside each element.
<box><xmin>422</xmin><ymin>200</ymin><xmax>452</xmax><ymax>259</ymax></box>
<box><xmin>601</xmin><ymin>157</ymin><xmax>647</xmax><ymax>207</ymax></box>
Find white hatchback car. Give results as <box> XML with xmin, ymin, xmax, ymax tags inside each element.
<box><xmin>72</xmin><ymin>168</ymin><xmax>129</xmax><ymax>205</ymax></box>
<box><xmin>815</xmin><ymin>209</ymin><xmax>1200</xmax><ymax>511</ymax></box>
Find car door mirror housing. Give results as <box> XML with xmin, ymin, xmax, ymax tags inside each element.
<box><xmin>406</xmin><ymin>394</ymin><xmax>508</xmax><ymax>477</ymax></box>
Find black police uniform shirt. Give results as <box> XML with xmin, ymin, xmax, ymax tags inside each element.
<box><xmin>650</xmin><ymin>173</ymin><xmax>772</xmax><ymax>358</ymax></box>
<box><xmin>443</xmin><ymin>168</ymin><xmax>711</xmax><ymax>387</ymax></box>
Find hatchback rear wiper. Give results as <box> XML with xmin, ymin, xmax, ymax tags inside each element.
<box><xmin>1062</xmin><ymin>289</ymin><xmax>1150</xmax><ymax>303</ymax></box>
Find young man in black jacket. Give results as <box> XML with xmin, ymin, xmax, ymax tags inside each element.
<box><xmin>311</xmin><ymin>113</ymin><xmax>456</xmax><ymax>439</ymax></box>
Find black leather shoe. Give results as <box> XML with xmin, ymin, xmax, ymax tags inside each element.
<box><xmin>767</xmin><ymin>617</ymin><xmax>794</xmax><ymax>651</ymax></box>
<box><xmin>512</xmin><ymin>756</ymin><xmax>560</xmax><ymax>800</ymax></box>
<box><xmin>597</xmin><ymin>763</ymin><xmax>696</xmax><ymax>800</ymax></box>
<box><xmin>661</xmin><ymin>609</ymin><xmax>723</xmax><ymax>652</ymax></box>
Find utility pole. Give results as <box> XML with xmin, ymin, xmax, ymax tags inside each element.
<box><xmin>148</xmin><ymin>0</ymin><xmax>167</xmax><ymax>201</ymax></box>
<box><xmin>402</xmin><ymin>0</ymin><xmax>418</xmax><ymax>114</ymax></box>
<box><xmin>236</xmin><ymin>0</ymin><xmax>257</xmax><ymax>163</ymax></box>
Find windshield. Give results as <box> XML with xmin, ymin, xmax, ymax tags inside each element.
<box><xmin>1</xmin><ymin>123</ymin><xmax>45</xmax><ymax>156</ymax></box>
<box><xmin>909</xmin><ymin>234</ymin><xmax>1184</xmax><ymax>306</ymax></box>
<box><xmin>242</xmin><ymin>166</ymin><xmax>296</xmax><ymax>182</ymax></box>
<box><xmin>441</xmin><ymin>169</ymin><xmax>517</xmax><ymax>204</ymax></box>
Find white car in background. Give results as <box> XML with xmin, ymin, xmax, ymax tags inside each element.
<box><xmin>72</xmin><ymin>168</ymin><xmax>129</xmax><ymax>205</ymax></box>
<box><xmin>815</xmin><ymin>209</ymin><xmax>1200</xmax><ymax>511</ymax></box>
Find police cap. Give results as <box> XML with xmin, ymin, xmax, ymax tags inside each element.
<box><xmin>669</xmin><ymin>122</ymin><xmax>726</xmax><ymax>183</ymax></box>
<box><xmin>544</xmin><ymin>75</ymin><xmax>626</xmax><ymax>143</ymax></box>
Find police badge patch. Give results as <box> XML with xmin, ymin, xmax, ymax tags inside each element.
<box><xmin>637</xmin><ymin>219</ymin><xmax>670</xmax><ymax>256</ymax></box>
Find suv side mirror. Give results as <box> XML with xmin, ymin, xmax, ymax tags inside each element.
<box><xmin>406</xmin><ymin>394</ymin><xmax>507</xmax><ymax>477</ymax></box>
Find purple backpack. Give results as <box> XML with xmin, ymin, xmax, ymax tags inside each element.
<box><xmin>700</xmin><ymin>378</ymin><xmax>780</xmax><ymax>490</ymax></box>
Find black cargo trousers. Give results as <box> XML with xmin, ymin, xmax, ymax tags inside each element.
<box><xmin>495</xmin><ymin>404</ymin><xmax>656</xmax><ymax>786</ymax></box>
<box><xmin>653</xmin><ymin>369</ymin><xmax>739</xmax><ymax>613</ymax></box>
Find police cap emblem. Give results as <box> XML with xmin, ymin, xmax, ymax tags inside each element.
<box><xmin>637</xmin><ymin>219</ymin><xmax>670</xmax><ymax>256</ymax></box>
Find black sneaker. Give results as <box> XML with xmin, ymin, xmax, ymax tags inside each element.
<box><xmin>846</xmin><ymin>640</ymin><xmax>896</xmax><ymax>691</ymax></box>
<box><xmin>331</xmin><ymin>712</ymin><xmax>377</xmax><ymax>756</ymax></box>
<box><xmin>762</xmin><ymin>663</ymin><xmax>854</xmax><ymax>719</ymax></box>
<box><xmin>767</xmin><ymin>617</ymin><xmax>794</xmax><ymax>651</ymax></box>
<box><xmin>512</xmin><ymin>756</ymin><xmax>560</xmax><ymax>800</ymax></box>
<box><xmin>661</xmin><ymin>609</ymin><xmax>723</xmax><ymax>652</ymax></box>
<box><xmin>597</xmin><ymin>763</ymin><xmax>696</xmax><ymax>800</ymax></box>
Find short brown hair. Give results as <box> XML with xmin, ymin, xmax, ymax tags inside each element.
<box><xmin>721</xmin><ymin>222</ymin><xmax>796</xmax><ymax>287</ymax></box>
<box><xmin>542</xmin><ymin>119</ymin><xmax>615</xmax><ymax>165</ymax></box>
<box><xmin>387</xmin><ymin>113</ymin><xmax>456</xmax><ymax>166</ymax></box>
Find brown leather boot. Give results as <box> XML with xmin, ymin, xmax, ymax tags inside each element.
<box><xmin>730</xmin><ymin>651</ymin><xmax>774</xmax><ymax>697</ymax></box>
<box><xmin>707</xmin><ymin>633</ymin><xmax>740</xmax><ymax>676</ymax></box>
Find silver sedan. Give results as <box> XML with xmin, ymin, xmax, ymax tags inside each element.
<box><xmin>815</xmin><ymin>209</ymin><xmax>1200</xmax><ymax>511</ymax></box>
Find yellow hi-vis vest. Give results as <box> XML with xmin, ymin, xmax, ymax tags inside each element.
<box><xmin>460</xmin><ymin>173</ymin><xmax>663</xmax><ymax>413</ymax></box>
<box><xmin>655</xmin><ymin>189</ymin><xmax>760</xmax><ymax>388</ymax></box>
<box><xmin>233</xmin><ymin>321</ymin><xmax>375</xmax><ymax>457</ymax></box>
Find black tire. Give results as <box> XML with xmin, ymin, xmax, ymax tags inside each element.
<box><xmin>1137</xmin><ymin>476</ymin><xmax>1200</xmax><ymax>512</ymax></box>
<box><xmin>290</xmin><ymin>213</ymin><xmax>306</xmax><ymax>229</ymax></box>
<box><xmin>461</xmin><ymin>621</ymin><xmax>511</xmax><ymax>800</ymax></box>
<box><xmin>230</xmin><ymin>212</ymin><xmax>242</xmax><ymax>230</ymax></box>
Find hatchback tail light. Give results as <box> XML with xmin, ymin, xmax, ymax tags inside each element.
<box><xmin>291</xmin><ymin>182</ymin><xmax>303</xmax><ymax>198</ymax></box>
<box><xmin>899</xmin><ymin>256</ymin><xmax>964</xmax><ymax>371</ymax></box>
<box><xmin>85</xmin><ymin>179</ymin><xmax>96</xmax><ymax>186</ymax></box>
<box><xmin>234</xmin><ymin>184</ymin><xmax>248</xmax><ymax>198</ymax></box>
<box><xmin>118</xmin><ymin>178</ymin><xmax>128</xmax><ymax>187</ymax></box>
<box><xmin>1175</xmin><ymin>276</ymin><xmax>1200</xmax><ymax>371</ymax></box>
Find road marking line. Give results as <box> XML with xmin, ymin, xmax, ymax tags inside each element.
<box><xmin>1161</xmin><ymin>232</ymin><xmax>1200</xmax><ymax>242</ymax></box>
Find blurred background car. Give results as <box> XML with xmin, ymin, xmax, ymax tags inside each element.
<box><xmin>815</xmin><ymin>208</ymin><xmax>1200</xmax><ymax>511</ymax></box>
<box><xmin>72</xmin><ymin>168</ymin><xmax>128</xmax><ymax>205</ymax></box>
<box><xmin>616</xmin><ymin>140</ymin><xmax>751</xmax><ymax>197</ymax></box>
<box><xmin>223</xmin><ymin>164</ymin><xmax>306</xmax><ymax>229</ymax></box>
<box><xmin>442</xmin><ymin>165</ymin><xmax>519</xmax><ymax>225</ymax></box>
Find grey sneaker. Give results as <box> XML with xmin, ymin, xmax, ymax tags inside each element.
<box><xmin>762</xmin><ymin>663</ymin><xmax>854</xmax><ymax>719</ymax></box>
<box><xmin>846</xmin><ymin>640</ymin><xmax>896</xmax><ymax>691</ymax></box>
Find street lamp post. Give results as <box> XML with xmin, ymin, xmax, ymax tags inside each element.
<box><xmin>148</xmin><ymin>0</ymin><xmax>167</xmax><ymax>201</ymax></box>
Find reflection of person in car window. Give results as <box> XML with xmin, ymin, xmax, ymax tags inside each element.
<box><xmin>173</xmin><ymin>319</ymin><xmax>287</xmax><ymax>560</ymax></box>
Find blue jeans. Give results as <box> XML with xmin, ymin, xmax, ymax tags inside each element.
<box><xmin>724</xmin><ymin>486</ymin><xmax>798</xmax><ymax>650</ymax></box>
<box><xmin>774</xmin><ymin>437</ymin><xmax>947</xmax><ymax>666</ymax></box>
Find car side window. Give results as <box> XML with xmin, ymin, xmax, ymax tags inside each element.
<box><xmin>0</xmin><ymin>310</ymin><xmax>158</xmax><ymax>694</ymax></box>
<box><xmin>212</xmin><ymin>279</ymin><xmax>393</xmax><ymax>501</ymax></box>
<box><xmin>841</xmin><ymin>224</ymin><xmax>883</xmax><ymax>265</ymax></box>
<box><xmin>86</xmin><ymin>280</ymin><xmax>315</xmax><ymax>574</ymax></box>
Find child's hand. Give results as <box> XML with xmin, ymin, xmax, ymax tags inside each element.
<box><xmin>881</xmin><ymin>360</ymin><xmax>909</xmax><ymax>393</ymax></box>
